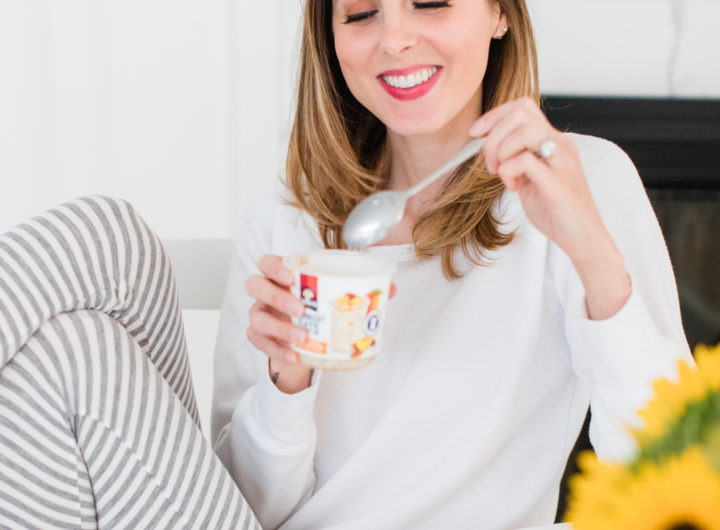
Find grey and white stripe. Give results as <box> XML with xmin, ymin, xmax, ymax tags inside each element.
<box><xmin>0</xmin><ymin>197</ymin><xmax>259</xmax><ymax>529</ymax></box>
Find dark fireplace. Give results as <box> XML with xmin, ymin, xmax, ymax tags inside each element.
<box><xmin>543</xmin><ymin>96</ymin><xmax>720</xmax><ymax>521</ymax></box>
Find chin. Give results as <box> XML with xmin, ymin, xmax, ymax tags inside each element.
<box><xmin>377</xmin><ymin>102</ymin><xmax>462</xmax><ymax>139</ymax></box>
<box><xmin>389</xmin><ymin>126</ymin><xmax>440</xmax><ymax>138</ymax></box>
<box><xmin>389</xmin><ymin>123</ymin><xmax>450</xmax><ymax>139</ymax></box>
<box><xmin>382</xmin><ymin>115</ymin><xmax>447</xmax><ymax>138</ymax></box>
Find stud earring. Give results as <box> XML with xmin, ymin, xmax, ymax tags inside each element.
<box><xmin>493</xmin><ymin>27</ymin><xmax>509</xmax><ymax>39</ymax></box>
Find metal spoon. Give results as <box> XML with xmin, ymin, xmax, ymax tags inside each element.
<box><xmin>342</xmin><ymin>137</ymin><xmax>486</xmax><ymax>248</ymax></box>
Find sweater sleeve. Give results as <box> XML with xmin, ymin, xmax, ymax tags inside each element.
<box><xmin>550</xmin><ymin>134</ymin><xmax>693</xmax><ymax>462</ymax></box>
<box><xmin>211</xmin><ymin>186</ymin><xmax>320</xmax><ymax>529</ymax></box>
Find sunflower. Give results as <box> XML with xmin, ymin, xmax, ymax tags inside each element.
<box><xmin>704</xmin><ymin>425</ymin><xmax>720</xmax><ymax>474</ymax></box>
<box><xmin>634</xmin><ymin>344</ymin><xmax>720</xmax><ymax>445</ymax></box>
<box><xmin>564</xmin><ymin>451</ymin><xmax>630</xmax><ymax>528</ymax></box>
<box><xmin>695</xmin><ymin>343</ymin><xmax>720</xmax><ymax>390</ymax></box>
<box><xmin>567</xmin><ymin>448</ymin><xmax>720</xmax><ymax>530</ymax></box>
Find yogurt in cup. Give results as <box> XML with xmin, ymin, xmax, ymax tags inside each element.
<box><xmin>283</xmin><ymin>249</ymin><xmax>396</xmax><ymax>371</ymax></box>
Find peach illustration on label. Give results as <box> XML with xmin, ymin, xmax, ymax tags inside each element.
<box><xmin>351</xmin><ymin>336</ymin><xmax>375</xmax><ymax>358</ymax></box>
<box><xmin>297</xmin><ymin>337</ymin><xmax>327</xmax><ymax>354</ymax></box>
<box><xmin>366</xmin><ymin>289</ymin><xmax>381</xmax><ymax>313</ymax></box>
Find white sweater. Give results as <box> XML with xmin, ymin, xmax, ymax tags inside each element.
<box><xmin>211</xmin><ymin>134</ymin><xmax>691</xmax><ymax>530</ymax></box>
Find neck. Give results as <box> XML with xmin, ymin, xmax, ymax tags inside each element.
<box><xmin>387</xmin><ymin>132</ymin><xmax>470</xmax><ymax>190</ymax></box>
<box><xmin>385</xmin><ymin>94</ymin><xmax>482</xmax><ymax>217</ymax></box>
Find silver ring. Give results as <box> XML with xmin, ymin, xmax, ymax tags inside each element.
<box><xmin>537</xmin><ymin>138</ymin><xmax>557</xmax><ymax>160</ymax></box>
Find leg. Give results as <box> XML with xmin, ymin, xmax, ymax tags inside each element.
<box><xmin>0</xmin><ymin>310</ymin><xmax>258</xmax><ymax>529</ymax></box>
<box><xmin>0</xmin><ymin>196</ymin><xmax>198</xmax><ymax>424</ymax></box>
<box><xmin>0</xmin><ymin>197</ymin><xmax>258</xmax><ymax>527</ymax></box>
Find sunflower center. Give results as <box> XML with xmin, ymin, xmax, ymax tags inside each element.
<box><xmin>668</xmin><ymin>523</ymin><xmax>704</xmax><ymax>530</ymax></box>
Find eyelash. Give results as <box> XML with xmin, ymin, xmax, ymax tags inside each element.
<box><xmin>343</xmin><ymin>1</ymin><xmax>451</xmax><ymax>24</ymax></box>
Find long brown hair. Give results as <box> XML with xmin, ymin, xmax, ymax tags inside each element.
<box><xmin>286</xmin><ymin>0</ymin><xmax>539</xmax><ymax>279</ymax></box>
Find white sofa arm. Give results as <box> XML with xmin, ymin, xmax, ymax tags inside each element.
<box><xmin>163</xmin><ymin>238</ymin><xmax>233</xmax><ymax>310</ymax></box>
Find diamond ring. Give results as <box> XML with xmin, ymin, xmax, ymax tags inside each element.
<box><xmin>537</xmin><ymin>138</ymin><xmax>557</xmax><ymax>160</ymax></box>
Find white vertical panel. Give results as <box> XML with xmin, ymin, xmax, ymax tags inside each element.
<box><xmin>229</xmin><ymin>0</ymin><xmax>304</xmax><ymax>226</ymax></box>
<box><xmin>0</xmin><ymin>0</ymin><xmax>55</xmax><ymax>230</ymax></box>
<box><xmin>48</xmin><ymin>1</ymin><xmax>113</xmax><ymax>201</ymax></box>
<box><xmin>229</xmin><ymin>0</ymin><xmax>279</xmax><ymax>222</ymax></box>
<box><xmin>278</xmin><ymin>1</ymin><xmax>304</xmax><ymax>149</ymax></box>
<box><xmin>105</xmin><ymin>0</ymin><xmax>232</xmax><ymax>239</ymax></box>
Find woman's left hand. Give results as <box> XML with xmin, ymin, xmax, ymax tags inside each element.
<box><xmin>469</xmin><ymin>97</ymin><xmax>603</xmax><ymax>262</ymax></box>
<box><xmin>469</xmin><ymin>97</ymin><xmax>631</xmax><ymax>319</ymax></box>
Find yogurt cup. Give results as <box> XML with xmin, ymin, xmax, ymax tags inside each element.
<box><xmin>283</xmin><ymin>249</ymin><xmax>396</xmax><ymax>371</ymax></box>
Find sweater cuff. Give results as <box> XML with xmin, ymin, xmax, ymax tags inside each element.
<box><xmin>568</xmin><ymin>282</ymin><xmax>681</xmax><ymax>393</ymax></box>
<box><xmin>250</xmin><ymin>365</ymin><xmax>322</xmax><ymax>444</ymax></box>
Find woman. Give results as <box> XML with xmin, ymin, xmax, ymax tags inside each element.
<box><xmin>212</xmin><ymin>0</ymin><xmax>692</xmax><ymax>529</ymax></box>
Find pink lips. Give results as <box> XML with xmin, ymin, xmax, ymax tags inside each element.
<box><xmin>377</xmin><ymin>65</ymin><xmax>442</xmax><ymax>101</ymax></box>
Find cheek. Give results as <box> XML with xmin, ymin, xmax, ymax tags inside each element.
<box><xmin>454</xmin><ymin>35</ymin><xmax>491</xmax><ymax>84</ymax></box>
<box><xmin>334</xmin><ymin>33</ymin><xmax>376</xmax><ymax>103</ymax></box>
<box><xmin>334</xmin><ymin>32</ymin><xmax>369</xmax><ymax>77</ymax></box>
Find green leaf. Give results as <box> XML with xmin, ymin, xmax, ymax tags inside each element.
<box><xmin>632</xmin><ymin>389</ymin><xmax>720</xmax><ymax>471</ymax></box>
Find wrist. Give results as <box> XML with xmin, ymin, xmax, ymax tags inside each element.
<box><xmin>268</xmin><ymin>358</ymin><xmax>313</xmax><ymax>394</ymax></box>
<box><xmin>570</xmin><ymin>236</ymin><xmax>632</xmax><ymax>321</ymax></box>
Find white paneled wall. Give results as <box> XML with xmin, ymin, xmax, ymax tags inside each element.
<box><xmin>230</xmin><ymin>0</ymin><xmax>303</xmax><ymax>214</ymax></box>
<box><xmin>104</xmin><ymin>0</ymin><xmax>234</xmax><ymax>239</ymax></box>
<box><xmin>1</xmin><ymin>0</ymin><xmax>718</xmax><ymax>236</ymax></box>
<box><xmin>529</xmin><ymin>1</ymin><xmax>676</xmax><ymax>96</ymax></box>
<box><xmin>2</xmin><ymin>1</ymin><xmax>235</xmax><ymax>238</ymax></box>
<box><xmin>528</xmin><ymin>0</ymin><xmax>720</xmax><ymax>98</ymax></box>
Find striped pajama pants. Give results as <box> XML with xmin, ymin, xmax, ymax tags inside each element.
<box><xmin>0</xmin><ymin>197</ymin><xmax>259</xmax><ymax>529</ymax></box>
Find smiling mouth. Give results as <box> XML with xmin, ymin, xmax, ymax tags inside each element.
<box><xmin>380</xmin><ymin>66</ymin><xmax>439</xmax><ymax>89</ymax></box>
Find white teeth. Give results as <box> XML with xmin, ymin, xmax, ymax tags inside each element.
<box><xmin>382</xmin><ymin>67</ymin><xmax>437</xmax><ymax>89</ymax></box>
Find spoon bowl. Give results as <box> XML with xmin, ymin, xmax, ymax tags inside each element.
<box><xmin>343</xmin><ymin>190</ymin><xmax>410</xmax><ymax>248</ymax></box>
<box><xmin>342</xmin><ymin>137</ymin><xmax>486</xmax><ymax>248</ymax></box>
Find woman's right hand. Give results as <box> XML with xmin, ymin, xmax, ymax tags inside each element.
<box><xmin>244</xmin><ymin>254</ymin><xmax>313</xmax><ymax>394</ymax></box>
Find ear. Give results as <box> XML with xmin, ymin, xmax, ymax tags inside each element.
<box><xmin>493</xmin><ymin>12</ymin><xmax>509</xmax><ymax>39</ymax></box>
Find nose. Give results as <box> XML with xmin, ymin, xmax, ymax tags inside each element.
<box><xmin>379</xmin><ymin>13</ymin><xmax>417</xmax><ymax>57</ymax></box>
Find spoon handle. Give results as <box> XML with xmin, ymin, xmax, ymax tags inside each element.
<box><xmin>406</xmin><ymin>137</ymin><xmax>486</xmax><ymax>197</ymax></box>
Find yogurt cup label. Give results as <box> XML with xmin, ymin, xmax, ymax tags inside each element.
<box><xmin>284</xmin><ymin>250</ymin><xmax>395</xmax><ymax>369</ymax></box>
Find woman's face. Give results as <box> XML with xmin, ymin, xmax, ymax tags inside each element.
<box><xmin>332</xmin><ymin>0</ymin><xmax>505</xmax><ymax>138</ymax></box>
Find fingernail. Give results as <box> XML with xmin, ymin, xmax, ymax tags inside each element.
<box><xmin>469</xmin><ymin>119</ymin><xmax>485</xmax><ymax>136</ymax></box>
<box><xmin>286</xmin><ymin>300</ymin><xmax>305</xmax><ymax>317</ymax></box>
<box><xmin>278</xmin><ymin>268</ymin><xmax>294</xmax><ymax>285</ymax></box>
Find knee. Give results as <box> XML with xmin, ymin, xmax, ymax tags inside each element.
<box><xmin>15</xmin><ymin>310</ymin><xmax>145</xmax><ymax>414</ymax></box>
<box><xmin>64</xmin><ymin>195</ymin><xmax>148</xmax><ymax>237</ymax></box>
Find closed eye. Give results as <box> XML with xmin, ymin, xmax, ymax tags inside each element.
<box><xmin>344</xmin><ymin>2</ymin><xmax>450</xmax><ymax>23</ymax></box>
<box><xmin>413</xmin><ymin>1</ymin><xmax>451</xmax><ymax>8</ymax></box>
<box><xmin>344</xmin><ymin>10</ymin><xmax>378</xmax><ymax>24</ymax></box>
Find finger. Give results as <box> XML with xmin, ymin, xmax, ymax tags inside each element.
<box><xmin>261</xmin><ymin>302</ymin><xmax>294</xmax><ymax>322</ymax></box>
<box><xmin>468</xmin><ymin>100</ymin><xmax>518</xmax><ymax>137</ymax></box>
<box><xmin>251</xmin><ymin>300</ymin><xmax>291</xmax><ymax>322</ymax></box>
<box><xmin>249</xmin><ymin>307</ymin><xmax>308</xmax><ymax>345</ymax></box>
<box><xmin>247</xmin><ymin>326</ymin><xmax>299</xmax><ymax>363</ymax></box>
<box><xmin>257</xmin><ymin>254</ymin><xmax>294</xmax><ymax>286</ymax></box>
<box><xmin>482</xmin><ymin>112</ymin><xmax>536</xmax><ymax>174</ymax></box>
<box><xmin>497</xmin><ymin>151</ymin><xmax>553</xmax><ymax>192</ymax></box>
<box><xmin>496</xmin><ymin>124</ymin><xmax>552</xmax><ymax>169</ymax></box>
<box><xmin>245</xmin><ymin>274</ymin><xmax>305</xmax><ymax>318</ymax></box>
<box><xmin>389</xmin><ymin>283</ymin><xmax>397</xmax><ymax>300</ymax></box>
<box><xmin>469</xmin><ymin>96</ymin><xmax>540</xmax><ymax>138</ymax></box>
